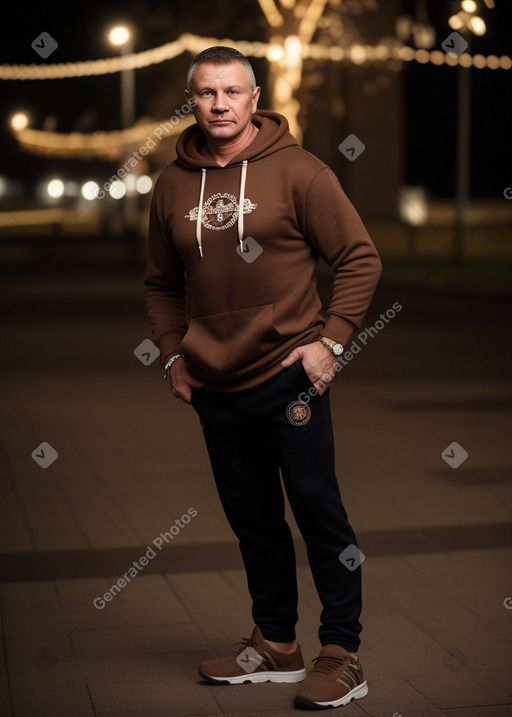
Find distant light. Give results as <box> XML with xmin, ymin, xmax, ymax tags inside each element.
<box><xmin>395</xmin><ymin>15</ymin><xmax>414</xmax><ymax>43</ymax></box>
<box><xmin>0</xmin><ymin>176</ymin><xmax>7</xmax><ymax>198</ymax></box>
<box><xmin>11</xmin><ymin>112</ymin><xmax>29</xmax><ymax>131</ymax></box>
<box><xmin>136</xmin><ymin>175</ymin><xmax>152</xmax><ymax>194</ymax></box>
<box><xmin>267</xmin><ymin>44</ymin><xmax>284</xmax><ymax>62</ymax></box>
<box><xmin>350</xmin><ymin>44</ymin><xmax>368</xmax><ymax>65</ymax></box>
<box><xmin>430</xmin><ymin>50</ymin><xmax>446</xmax><ymax>65</ymax></box>
<box><xmin>399</xmin><ymin>187</ymin><xmax>428</xmax><ymax>227</ymax></box>
<box><xmin>108</xmin><ymin>26</ymin><xmax>130</xmax><ymax>47</ymax></box>
<box><xmin>448</xmin><ymin>14</ymin><xmax>464</xmax><ymax>30</ymax></box>
<box><xmin>413</xmin><ymin>23</ymin><xmax>436</xmax><ymax>49</ymax></box>
<box><xmin>469</xmin><ymin>16</ymin><xmax>486</xmax><ymax>35</ymax></box>
<box><xmin>47</xmin><ymin>179</ymin><xmax>65</xmax><ymax>198</ymax></box>
<box><xmin>330</xmin><ymin>46</ymin><xmax>344</xmax><ymax>61</ymax></box>
<box><xmin>473</xmin><ymin>53</ymin><xmax>487</xmax><ymax>68</ymax></box>
<box><xmin>82</xmin><ymin>181</ymin><xmax>100</xmax><ymax>200</ymax></box>
<box><xmin>461</xmin><ymin>0</ymin><xmax>477</xmax><ymax>12</ymax></box>
<box><xmin>374</xmin><ymin>45</ymin><xmax>391</xmax><ymax>61</ymax></box>
<box><xmin>414</xmin><ymin>49</ymin><xmax>430</xmax><ymax>64</ymax></box>
<box><xmin>284</xmin><ymin>35</ymin><xmax>302</xmax><ymax>65</ymax></box>
<box><xmin>109</xmin><ymin>180</ymin><xmax>126</xmax><ymax>200</ymax></box>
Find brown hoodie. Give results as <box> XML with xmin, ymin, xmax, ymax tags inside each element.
<box><xmin>144</xmin><ymin>110</ymin><xmax>381</xmax><ymax>391</ymax></box>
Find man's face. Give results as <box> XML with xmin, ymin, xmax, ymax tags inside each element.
<box><xmin>185</xmin><ymin>61</ymin><xmax>260</xmax><ymax>143</ymax></box>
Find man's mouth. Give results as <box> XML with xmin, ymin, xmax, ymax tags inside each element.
<box><xmin>210</xmin><ymin>119</ymin><xmax>233</xmax><ymax>125</ymax></box>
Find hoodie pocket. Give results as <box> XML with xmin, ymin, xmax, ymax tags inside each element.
<box><xmin>181</xmin><ymin>304</ymin><xmax>282</xmax><ymax>381</ymax></box>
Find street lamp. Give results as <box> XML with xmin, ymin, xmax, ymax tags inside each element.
<box><xmin>47</xmin><ymin>179</ymin><xmax>65</xmax><ymax>199</ymax></box>
<box><xmin>108</xmin><ymin>25</ymin><xmax>137</xmax><ymax>239</ymax></box>
<box><xmin>10</xmin><ymin>112</ymin><xmax>29</xmax><ymax>131</ymax></box>
<box><xmin>107</xmin><ymin>25</ymin><xmax>135</xmax><ymax>130</ymax></box>
<box><xmin>448</xmin><ymin>1</ymin><xmax>487</xmax><ymax>263</ymax></box>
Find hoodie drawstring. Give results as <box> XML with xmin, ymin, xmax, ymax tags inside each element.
<box><xmin>196</xmin><ymin>168</ymin><xmax>207</xmax><ymax>258</ymax></box>
<box><xmin>237</xmin><ymin>160</ymin><xmax>248</xmax><ymax>255</ymax></box>
<box><xmin>196</xmin><ymin>160</ymin><xmax>249</xmax><ymax>259</ymax></box>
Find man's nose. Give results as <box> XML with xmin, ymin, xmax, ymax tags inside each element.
<box><xmin>212</xmin><ymin>93</ymin><xmax>229</xmax><ymax>112</ymax></box>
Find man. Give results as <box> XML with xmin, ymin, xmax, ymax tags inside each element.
<box><xmin>144</xmin><ymin>46</ymin><xmax>381</xmax><ymax>710</ymax></box>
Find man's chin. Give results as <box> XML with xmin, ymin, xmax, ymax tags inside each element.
<box><xmin>205</xmin><ymin>123</ymin><xmax>237</xmax><ymax>137</ymax></box>
<box><xmin>203</xmin><ymin>122</ymin><xmax>237</xmax><ymax>134</ymax></box>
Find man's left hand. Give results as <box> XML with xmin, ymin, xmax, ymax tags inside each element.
<box><xmin>281</xmin><ymin>341</ymin><xmax>339</xmax><ymax>396</ymax></box>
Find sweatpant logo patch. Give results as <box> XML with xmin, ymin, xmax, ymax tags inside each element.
<box><xmin>286</xmin><ymin>401</ymin><xmax>311</xmax><ymax>426</ymax></box>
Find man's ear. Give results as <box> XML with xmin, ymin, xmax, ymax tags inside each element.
<box><xmin>252</xmin><ymin>86</ymin><xmax>261</xmax><ymax>113</ymax></box>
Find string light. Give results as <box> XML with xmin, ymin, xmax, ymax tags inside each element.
<box><xmin>4</xmin><ymin>19</ymin><xmax>509</xmax><ymax>160</ymax></box>
<box><xmin>11</xmin><ymin>115</ymin><xmax>195</xmax><ymax>160</ymax></box>
<box><xmin>0</xmin><ymin>32</ymin><xmax>509</xmax><ymax>82</ymax></box>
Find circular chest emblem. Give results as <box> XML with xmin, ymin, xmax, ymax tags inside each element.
<box><xmin>286</xmin><ymin>401</ymin><xmax>311</xmax><ymax>426</ymax></box>
<box><xmin>203</xmin><ymin>193</ymin><xmax>238</xmax><ymax>230</ymax></box>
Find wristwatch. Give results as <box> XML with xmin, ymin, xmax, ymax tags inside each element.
<box><xmin>319</xmin><ymin>337</ymin><xmax>344</xmax><ymax>357</ymax></box>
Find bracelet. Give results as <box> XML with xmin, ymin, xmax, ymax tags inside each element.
<box><xmin>163</xmin><ymin>353</ymin><xmax>184</xmax><ymax>380</ymax></box>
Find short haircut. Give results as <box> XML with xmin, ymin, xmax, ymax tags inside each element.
<box><xmin>187</xmin><ymin>46</ymin><xmax>257</xmax><ymax>90</ymax></box>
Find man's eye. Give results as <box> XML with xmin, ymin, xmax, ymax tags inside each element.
<box><xmin>201</xmin><ymin>91</ymin><xmax>212</xmax><ymax>97</ymax></box>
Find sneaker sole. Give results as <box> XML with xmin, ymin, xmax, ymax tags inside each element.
<box><xmin>294</xmin><ymin>680</ymin><xmax>368</xmax><ymax>709</ymax></box>
<box><xmin>199</xmin><ymin>666</ymin><xmax>307</xmax><ymax>685</ymax></box>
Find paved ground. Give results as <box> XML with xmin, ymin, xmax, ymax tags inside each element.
<box><xmin>1</xmin><ymin>247</ymin><xmax>511</xmax><ymax>716</ymax></box>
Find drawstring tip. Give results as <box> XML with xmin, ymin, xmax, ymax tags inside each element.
<box><xmin>198</xmin><ymin>245</ymin><xmax>203</xmax><ymax>258</ymax></box>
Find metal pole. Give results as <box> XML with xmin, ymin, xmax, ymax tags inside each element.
<box><xmin>120</xmin><ymin>39</ymin><xmax>135</xmax><ymax>130</ymax></box>
<box><xmin>120</xmin><ymin>39</ymin><xmax>137</xmax><ymax>244</ymax></box>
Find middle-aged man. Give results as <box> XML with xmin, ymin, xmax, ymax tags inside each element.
<box><xmin>144</xmin><ymin>46</ymin><xmax>382</xmax><ymax>710</ymax></box>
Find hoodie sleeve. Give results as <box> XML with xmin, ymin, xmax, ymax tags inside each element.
<box><xmin>144</xmin><ymin>180</ymin><xmax>188</xmax><ymax>364</ymax></box>
<box><xmin>303</xmin><ymin>167</ymin><xmax>382</xmax><ymax>347</ymax></box>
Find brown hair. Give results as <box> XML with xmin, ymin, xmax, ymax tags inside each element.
<box><xmin>187</xmin><ymin>46</ymin><xmax>257</xmax><ymax>90</ymax></box>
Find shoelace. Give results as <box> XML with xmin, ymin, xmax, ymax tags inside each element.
<box><xmin>234</xmin><ymin>636</ymin><xmax>258</xmax><ymax>654</ymax></box>
<box><xmin>310</xmin><ymin>654</ymin><xmax>350</xmax><ymax>675</ymax></box>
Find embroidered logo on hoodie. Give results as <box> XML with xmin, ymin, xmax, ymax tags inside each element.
<box><xmin>185</xmin><ymin>193</ymin><xmax>258</xmax><ymax>231</ymax></box>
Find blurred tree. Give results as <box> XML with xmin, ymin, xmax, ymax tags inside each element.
<box><xmin>257</xmin><ymin>0</ymin><xmax>329</xmax><ymax>141</ymax></box>
<box><xmin>256</xmin><ymin>0</ymin><xmax>385</xmax><ymax>142</ymax></box>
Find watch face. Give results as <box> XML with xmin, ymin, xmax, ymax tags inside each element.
<box><xmin>333</xmin><ymin>344</ymin><xmax>343</xmax><ymax>356</ymax></box>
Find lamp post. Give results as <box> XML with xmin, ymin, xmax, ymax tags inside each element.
<box><xmin>448</xmin><ymin>1</ymin><xmax>487</xmax><ymax>263</ymax></box>
<box><xmin>108</xmin><ymin>26</ymin><xmax>135</xmax><ymax>130</ymax></box>
<box><xmin>108</xmin><ymin>25</ymin><xmax>137</xmax><ymax>243</ymax></box>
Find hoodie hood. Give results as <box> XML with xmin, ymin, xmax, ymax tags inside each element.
<box><xmin>175</xmin><ymin>110</ymin><xmax>298</xmax><ymax>169</ymax></box>
<box><xmin>175</xmin><ymin>110</ymin><xmax>299</xmax><ymax>258</ymax></box>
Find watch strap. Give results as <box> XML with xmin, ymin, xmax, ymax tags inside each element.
<box><xmin>319</xmin><ymin>337</ymin><xmax>344</xmax><ymax>356</ymax></box>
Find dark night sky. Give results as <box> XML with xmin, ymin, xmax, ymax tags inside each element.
<box><xmin>1</xmin><ymin>0</ymin><xmax>511</xmax><ymax>199</ymax></box>
<box><xmin>401</xmin><ymin>0</ymin><xmax>512</xmax><ymax>198</ymax></box>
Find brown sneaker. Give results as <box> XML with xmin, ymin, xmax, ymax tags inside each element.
<box><xmin>294</xmin><ymin>645</ymin><xmax>367</xmax><ymax>709</ymax></box>
<box><xmin>198</xmin><ymin>626</ymin><xmax>306</xmax><ymax>685</ymax></box>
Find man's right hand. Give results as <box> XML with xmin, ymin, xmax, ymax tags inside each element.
<box><xmin>168</xmin><ymin>357</ymin><xmax>204</xmax><ymax>403</ymax></box>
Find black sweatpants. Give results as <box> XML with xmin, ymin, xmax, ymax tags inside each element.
<box><xmin>190</xmin><ymin>360</ymin><xmax>362</xmax><ymax>652</ymax></box>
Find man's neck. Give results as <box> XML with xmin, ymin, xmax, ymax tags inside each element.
<box><xmin>204</xmin><ymin>121</ymin><xmax>259</xmax><ymax>167</ymax></box>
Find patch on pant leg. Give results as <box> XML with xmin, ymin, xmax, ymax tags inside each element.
<box><xmin>286</xmin><ymin>401</ymin><xmax>311</xmax><ymax>426</ymax></box>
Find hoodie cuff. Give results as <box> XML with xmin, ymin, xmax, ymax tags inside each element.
<box><xmin>158</xmin><ymin>333</ymin><xmax>186</xmax><ymax>366</ymax></box>
<box><xmin>322</xmin><ymin>315</ymin><xmax>358</xmax><ymax>349</ymax></box>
